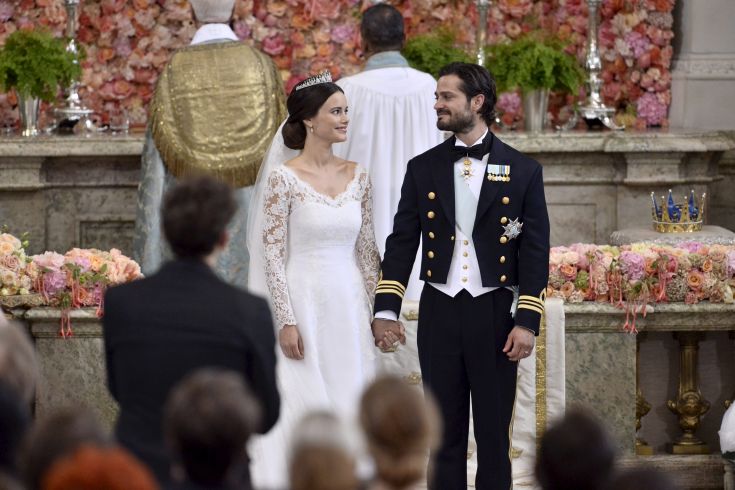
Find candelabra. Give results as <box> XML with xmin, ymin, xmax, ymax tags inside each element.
<box><xmin>54</xmin><ymin>0</ymin><xmax>92</xmax><ymax>131</ymax></box>
<box><xmin>578</xmin><ymin>0</ymin><xmax>623</xmax><ymax>130</ymax></box>
<box><xmin>475</xmin><ymin>0</ymin><xmax>490</xmax><ymax>66</ymax></box>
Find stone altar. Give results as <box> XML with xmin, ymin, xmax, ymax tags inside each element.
<box><xmin>1</xmin><ymin>130</ymin><xmax>733</xmax><ymax>258</ymax></box>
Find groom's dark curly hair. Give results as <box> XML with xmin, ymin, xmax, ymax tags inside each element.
<box><xmin>162</xmin><ymin>176</ymin><xmax>236</xmax><ymax>259</ymax></box>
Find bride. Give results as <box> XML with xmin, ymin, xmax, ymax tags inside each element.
<box><xmin>247</xmin><ymin>72</ymin><xmax>382</xmax><ymax>488</ymax></box>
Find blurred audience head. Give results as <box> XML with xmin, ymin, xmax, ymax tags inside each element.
<box><xmin>162</xmin><ymin>176</ymin><xmax>237</xmax><ymax>260</ymax></box>
<box><xmin>164</xmin><ymin>368</ymin><xmax>261</xmax><ymax>487</ymax></box>
<box><xmin>360</xmin><ymin>375</ymin><xmax>440</xmax><ymax>489</ymax></box>
<box><xmin>0</xmin><ymin>321</ymin><xmax>39</xmax><ymax>406</ymax></box>
<box><xmin>289</xmin><ymin>411</ymin><xmax>358</xmax><ymax>490</ymax></box>
<box><xmin>0</xmin><ymin>471</ymin><xmax>23</xmax><ymax>490</ymax></box>
<box><xmin>606</xmin><ymin>468</ymin><xmax>677</xmax><ymax>490</ymax></box>
<box><xmin>41</xmin><ymin>445</ymin><xmax>158</xmax><ymax>490</ymax></box>
<box><xmin>0</xmin><ymin>382</ymin><xmax>31</xmax><ymax>477</ymax></box>
<box><xmin>20</xmin><ymin>407</ymin><xmax>110</xmax><ymax>490</ymax></box>
<box><xmin>360</xmin><ymin>4</ymin><xmax>404</xmax><ymax>54</ymax></box>
<box><xmin>536</xmin><ymin>408</ymin><xmax>616</xmax><ymax>490</ymax></box>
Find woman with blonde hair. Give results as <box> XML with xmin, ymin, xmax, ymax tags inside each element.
<box><xmin>289</xmin><ymin>411</ymin><xmax>359</xmax><ymax>490</ymax></box>
<box><xmin>360</xmin><ymin>375</ymin><xmax>441</xmax><ymax>490</ymax></box>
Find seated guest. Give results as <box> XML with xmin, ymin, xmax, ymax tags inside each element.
<box><xmin>20</xmin><ymin>407</ymin><xmax>110</xmax><ymax>490</ymax></box>
<box><xmin>536</xmin><ymin>409</ymin><xmax>616</xmax><ymax>490</ymax></box>
<box><xmin>103</xmin><ymin>176</ymin><xmax>279</xmax><ymax>484</ymax></box>
<box><xmin>0</xmin><ymin>320</ymin><xmax>39</xmax><ymax>406</ymax></box>
<box><xmin>164</xmin><ymin>368</ymin><xmax>261</xmax><ymax>490</ymax></box>
<box><xmin>606</xmin><ymin>468</ymin><xmax>676</xmax><ymax>490</ymax></box>
<box><xmin>41</xmin><ymin>445</ymin><xmax>159</xmax><ymax>490</ymax></box>
<box><xmin>289</xmin><ymin>412</ymin><xmax>359</xmax><ymax>490</ymax></box>
<box><xmin>359</xmin><ymin>375</ymin><xmax>441</xmax><ymax>490</ymax></box>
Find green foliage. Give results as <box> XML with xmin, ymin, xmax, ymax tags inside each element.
<box><xmin>0</xmin><ymin>29</ymin><xmax>83</xmax><ymax>102</ymax></box>
<box><xmin>403</xmin><ymin>30</ymin><xmax>472</xmax><ymax>78</ymax></box>
<box><xmin>485</xmin><ymin>35</ymin><xmax>584</xmax><ymax>93</ymax></box>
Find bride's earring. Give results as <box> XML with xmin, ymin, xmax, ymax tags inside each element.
<box><xmin>310</xmin><ymin>125</ymin><xmax>315</xmax><ymax>133</ymax></box>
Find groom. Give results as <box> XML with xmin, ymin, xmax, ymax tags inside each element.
<box><xmin>372</xmin><ymin>62</ymin><xmax>550</xmax><ymax>490</ymax></box>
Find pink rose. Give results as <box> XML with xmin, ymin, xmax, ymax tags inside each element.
<box><xmin>498</xmin><ymin>0</ymin><xmax>533</xmax><ymax>19</ymax></box>
<box><xmin>262</xmin><ymin>35</ymin><xmax>286</xmax><ymax>56</ymax></box>
<box><xmin>330</xmin><ymin>24</ymin><xmax>355</xmax><ymax>44</ymax></box>
<box><xmin>504</xmin><ymin>21</ymin><xmax>522</xmax><ymax>38</ymax></box>
<box><xmin>33</xmin><ymin>252</ymin><xmax>65</xmax><ymax>272</ymax></box>
<box><xmin>233</xmin><ymin>21</ymin><xmax>251</xmax><ymax>40</ymax></box>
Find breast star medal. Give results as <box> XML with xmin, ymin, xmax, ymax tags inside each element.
<box><xmin>487</xmin><ymin>164</ymin><xmax>511</xmax><ymax>182</ymax></box>
<box><xmin>461</xmin><ymin>157</ymin><xmax>474</xmax><ymax>181</ymax></box>
<box><xmin>502</xmin><ymin>218</ymin><xmax>523</xmax><ymax>240</ymax></box>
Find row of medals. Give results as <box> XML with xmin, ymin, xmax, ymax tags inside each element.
<box><xmin>462</xmin><ymin>158</ymin><xmax>510</xmax><ymax>182</ymax></box>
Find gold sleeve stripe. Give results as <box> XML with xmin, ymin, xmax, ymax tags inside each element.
<box><xmin>518</xmin><ymin>299</ymin><xmax>545</xmax><ymax>308</ymax></box>
<box><xmin>375</xmin><ymin>286</ymin><xmax>405</xmax><ymax>298</ymax></box>
<box><xmin>377</xmin><ymin>280</ymin><xmax>406</xmax><ymax>293</ymax></box>
<box><xmin>518</xmin><ymin>303</ymin><xmax>544</xmax><ymax>315</ymax></box>
<box><xmin>519</xmin><ymin>295</ymin><xmax>544</xmax><ymax>306</ymax></box>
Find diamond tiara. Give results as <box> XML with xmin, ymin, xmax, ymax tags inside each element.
<box><xmin>294</xmin><ymin>71</ymin><xmax>333</xmax><ymax>91</ymax></box>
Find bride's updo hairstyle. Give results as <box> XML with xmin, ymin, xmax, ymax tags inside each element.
<box><xmin>360</xmin><ymin>375</ymin><xmax>441</xmax><ymax>488</ymax></box>
<box><xmin>282</xmin><ymin>77</ymin><xmax>344</xmax><ymax>150</ymax></box>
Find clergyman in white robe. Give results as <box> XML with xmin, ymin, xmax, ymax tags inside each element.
<box><xmin>334</xmin><ymin>51</ymin><xmax>443</xmax><ymax>302</ymax></box>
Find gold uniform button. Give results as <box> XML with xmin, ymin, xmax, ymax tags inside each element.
<box><xmin>462</xmin><ymin>277</ymin><xmax>468</xmax><ymax>283</ymax></box>
<box><xmin>450</xmin><ymin>235</ymin><xmax>455</xmax><ymax>241</ymax></box>
<box><xmin>428</xmin><ymin>232</ymin><xmax>435</xmax><ymax>239</ymax></box>
<box><xmin>427</xmin><ymin>251</ymin><xmax>435</xmax><ymax>259</ymax></box>
<box><xmin>500</xmin><ymin>255</ymin><xmax>506</xmax><ymax>264</ymax></box>
<box><xmin>502</xmin><ymin>197</ymin><xmax>510</xmax><ymax>205</ymax></box>
<box><xmin>501</xmin><ymin>217</ymin><xmax>508</xmax><ymax>224</ymax></box>
<box><xmin>500</xmin><ymin>236</ymin><xmax>508</xmax><ymax>244</ymax></box>
<box><xmin>463</xmin><ymin>240</ymin><xmax>469</xmax><ymax>245</ymax></box>
<box><xmin>427</xmin><ymin>211</ymin><xmax>435</xmax><ymax>219</ymax></box>
<box><xmin>462</xmin><ymin>264</ymin><xmax>468</xmax><ymax>270</ymax></box>
<box><xmin>427</xmin><ymin>270</ymin><xmax>432</xmax><ymax>277</ymax></box>
<box><xmin>428</xmin><ymin>192</ymin><xmax>436</xmax><ymax>200</ymax></box>
<box><xmin>463</xmin><ymin>252</ymin><xmax>469</xmax><ymax>257</ymax></box>
<box><xmin>500</xmin><ymin>275</ymin><xmax>507</xmax><ymax>283</ymax></box>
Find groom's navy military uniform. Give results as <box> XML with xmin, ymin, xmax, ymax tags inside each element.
<box><xmin>375</xmin><ymin>131</ymin><xmax>549</xmax><ymax>490</ymax></box>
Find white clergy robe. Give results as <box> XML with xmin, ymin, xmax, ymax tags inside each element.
<box><xmin>334</xmin><ymin>53</ymin><xmax>444</xmax><ymax>302</ymax></box>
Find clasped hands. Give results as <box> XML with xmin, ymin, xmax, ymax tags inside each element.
<box><xmin>370</xmin><ymin>318</ymin><xmax>407</xmax><ymax>352</ymax></box>
<box><xmin>369</xmin><ymin>320</ymin><xmax>534</xmax><ymax>361</ymax></box>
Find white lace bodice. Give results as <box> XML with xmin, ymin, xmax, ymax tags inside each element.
<box><xmin>261</xmin><ymin>164</ymin><xmax>381</xmax><ymax>328</ymax></box>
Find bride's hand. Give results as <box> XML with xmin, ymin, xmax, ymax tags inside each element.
<box><xmin>279</xmin><ymin>325</ymin><xmax>304</xmax><ymax>360</ymax></box>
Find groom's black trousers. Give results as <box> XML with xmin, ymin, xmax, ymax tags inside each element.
<box><xmin>418</xmin><ymin>285</ymin><xmax>518</xmax><ymax>490</ymax></box>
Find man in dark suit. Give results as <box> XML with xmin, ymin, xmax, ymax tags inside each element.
<box><xmin>104</xmin><ymin>176</ymin><xmax>280</xmax><ymax>486</ymax></box>
<box><xmin>372</xmin><ymin>62</ymin><xmax>550</xmax><ymax>490</ymax></box>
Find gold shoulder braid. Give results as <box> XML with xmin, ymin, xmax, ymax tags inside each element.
<box><xmin>150</xmin><ymin>42</ymin><xmax>286</xmax><ymax>188</ymax></box>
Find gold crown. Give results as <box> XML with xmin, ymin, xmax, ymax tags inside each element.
<box><xmin>651</xmin><ymin>189</ymin><xmax>706</xmax><ymax>233</ymax></box>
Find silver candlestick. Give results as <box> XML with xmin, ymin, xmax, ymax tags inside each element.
<box><xmin>475</xmin><ymin>0</ymin><xmax>490</xmax><ymax>66</ymax></box>
<box><xmin>54</xmin><ymin>0</ymin><xmax>92</xmax><ymax>130</ymax></box>
<box><xmin>578</xmin><ymin>0</ymin><xmax>623</xmax><ymax>130</ymax></box>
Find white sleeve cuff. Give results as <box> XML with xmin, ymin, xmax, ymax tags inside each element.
<box><xmin>374</xmin><ymin>310</ymin><xmax>398</xmax><ymax>322</ymax></box>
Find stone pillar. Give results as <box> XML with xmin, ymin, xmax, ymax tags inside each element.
<box><xmin>669</xmin><ymin>0</ymin><xmax>735</xmax><ymax>130</ymax></box>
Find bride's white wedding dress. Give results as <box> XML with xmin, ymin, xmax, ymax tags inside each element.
<box><xmin>249</xmin><ymin>164</ymin><xmax>380</xmax><ymax>488</ymax></box>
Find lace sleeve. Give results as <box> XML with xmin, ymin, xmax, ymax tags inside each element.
<box><xmin>355</xmin><ymin>169</ymin><xmax>381</xmax><ymax>303</ymax></box>
<box><xmin>262</xmin><ymin>169</ymin><xmax>297</xmax><ymax>328</ymax></box>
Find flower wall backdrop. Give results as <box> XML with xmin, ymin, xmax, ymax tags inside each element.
<box><xmin>0</xmin><ymin>0</ymin><xmax>674</xmax><ymax>129</ymax></box>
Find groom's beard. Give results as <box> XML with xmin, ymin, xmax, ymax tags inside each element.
<box><xmin>436</xmin><ymin>105</ymin><xmax>475</xmax><ymax>134</ymax></box>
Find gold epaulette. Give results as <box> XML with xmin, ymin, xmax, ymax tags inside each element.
<box><xmin>375</xmin><ymin>279</ymin><xmax>406</xmax><ymax>298</ymax></box>
<box><xmin>517</xmin><ymin>289</ymin><xmax>546</xmax><ymax>315</ymax></box>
